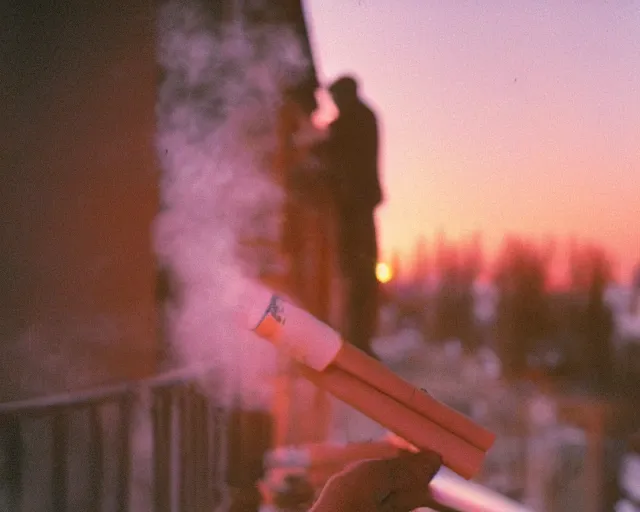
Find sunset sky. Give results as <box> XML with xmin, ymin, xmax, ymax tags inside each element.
<box><xmin>305</xmin><ymin>0</ymin><xmax>640</xmax><ymax>282</ymax></box>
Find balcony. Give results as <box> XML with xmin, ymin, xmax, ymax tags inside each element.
<box><xmin>0</xmin><ymin>369</ymin><xmax>530</xmax><ymax>512</ymax></box>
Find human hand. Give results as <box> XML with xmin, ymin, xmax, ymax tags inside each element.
<box><xmin>309</xmin><ymin>451</ymin><xmax>442</xmax><ymax>512</ymax></box>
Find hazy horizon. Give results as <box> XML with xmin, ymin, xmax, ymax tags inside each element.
<box><xmin>306</xmin><ymin>0</ymin><xmax>640</xmax><ymax>282</ymax></box>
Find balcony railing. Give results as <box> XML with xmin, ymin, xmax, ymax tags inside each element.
<box><xmin>0</xmin><ymin>368</ymin><xmax>251</xmax><ymax>512</ymax></box>
<box><xmin>0</xmin><ymin>366</ymin><xmax>533</xmax><ymax>512</ymax></box>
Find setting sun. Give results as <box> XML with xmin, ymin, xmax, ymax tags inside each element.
<box><xmin>376</xmin><ymin>262</ymin><xmax>393</xmax><ymax>284</ymax></box>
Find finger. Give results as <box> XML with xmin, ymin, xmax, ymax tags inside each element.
<box><xmin>377</xmin><ymin>452</ymin><xmax>442</xmax><ymax>511</ymax></box>
<box><xmin>311</xmin><ymin>473</ymin><xmax>357</xmax><ymax>512</ymax></box>
<box><xmin>379</xmin><ymin>490</ymin><xmax>441</xmax><ymax>512</ymax></box>
<box><xmin>389</xmin><ymin>450</ymin><xmax>442</xmax><ymax>486</ymax></box>
<box><xmin>318</xmin><ymin>453</ymin><xmax>443</xmax><ymax>512</ymax></box>
<box><xmin>403</xmin><ymin>450</ymin><xmax>443</xmax><ymax>481</ymax></box>
<box><xmin>315</xmin><ymin>459</ymin><xmax>391</xmax><ymax>510</ymax></box>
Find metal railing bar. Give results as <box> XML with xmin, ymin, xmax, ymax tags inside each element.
<box><xmin>0</xmin><ymin>383</ymin><xmax>133</xmax><ymax>417</ymax></box>
<box><xmin>191</xmin><ymin>388</ymin><xmax>200</xmax><ymax>511</ymax></box>
<box><xmin>117</xmin><ymin>392</ymin><xmax>133</xmax><ymax>512</ymax></box>
<box><xmin>193</xmin><ymin>391</ymin><xmax>203</xmax><ymax>512</ymax></box>
<box><xmin>179</xmin><ymin>385</ymin><xmax>193</xmax><ymax>511</ymax></box>
<box><xmin>195</xmin><ymin>389</ymin><xmax>205</xmax><ymax>511</ymax></box>
<box><xmin>145</xmin><ymin>366</ymin><xmax>218</xmax><ymax>390</ymax></box>
<box><xmin>89</xmin><ymin>405</ymin><xmax>104</xmax><ymax>512</ymax></box>
<box><xmin>153</xmin><ymin>388</ymin><xmax>171</xmax><ymax>512</ymax></box>
<box><xmin>0</xmin><ymin>416</ymin><xmax>23</xmax><ymax>512</ymax></box>
<box><xmin>51</xmin><ymin>413</ymin><xmax>68</xmax><ymax>512</ymax></box>
<box><xmin>0</xmin><ymin>366</ymin><xmax>222</xmax><ymax>418</ymax></box>
<box><xmin>209</xmin><ymin>405</ymin><xmax>221</xmax><ymax>508</ymax></box>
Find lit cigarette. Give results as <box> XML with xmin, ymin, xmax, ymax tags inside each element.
<box><xmin>249</xmin><ymin>292</ymin><xmax>343</xmax><ymax>372</ymax></box>
<box><xmin>247</xmin><ymin>292</ymin><xmax>494</xmax><ymax>480</ymax></box>
<box><xmin>295</xmin><ymin>363</ymin><xmax>485</xmax><ymax>480</ymax></box>
<box><xmin>333</xmin><ymin>343</ymin><xmax>495</xmax><ymax>452</ymax></box>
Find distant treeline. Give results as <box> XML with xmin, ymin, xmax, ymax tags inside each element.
<box><xmin>388</xmin><ymin>234</ymin><xmax>640</xmax><ymax>389</ymax></box>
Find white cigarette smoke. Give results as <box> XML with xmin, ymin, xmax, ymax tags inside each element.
<box><xmin>154</xmin><ymin>0</ymin><xmax>311</xmax><ymax>409</ymax></box>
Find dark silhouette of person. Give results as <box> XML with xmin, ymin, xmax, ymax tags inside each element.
<box><xmin>324</xmin><ymin>76</ymin><xmax>383</xmax><ymax>357</ymax></box>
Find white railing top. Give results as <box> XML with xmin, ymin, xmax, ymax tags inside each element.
<box><xmin>0</xmin><ymin>364</ymin><xmax>218</xmax><ymax>415</ymax></box>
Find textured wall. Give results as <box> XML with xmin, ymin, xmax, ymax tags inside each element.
<box><xmin>1</xmin><ymin>1</ymin><xmax>159</xmax><ymax>399</ymax></box>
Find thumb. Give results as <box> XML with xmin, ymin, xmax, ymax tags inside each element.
<box><xmin>379</xmin><ymin>451</ymin><xmax>442</xmax><ymax>511</ymax></box>
<box><xmin>400</xmin><ymin>450</ymin><xmax>443</xmax><ymax>481</ymax></box>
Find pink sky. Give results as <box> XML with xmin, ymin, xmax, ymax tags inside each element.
<box><xmin>305</xmin><ymin>1</ymin><xmax>640</xmax><ymax>282</ymax></box>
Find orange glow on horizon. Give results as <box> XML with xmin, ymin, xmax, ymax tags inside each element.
<box><xmin>376</xmin><ymin>262</ymin><xmax>393</xmax><ymax>283</ymax></box>
<box><xmin>308</xmin><ymin>0</ymin><xmax>640</xmax><ymax>285</ymax></box>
